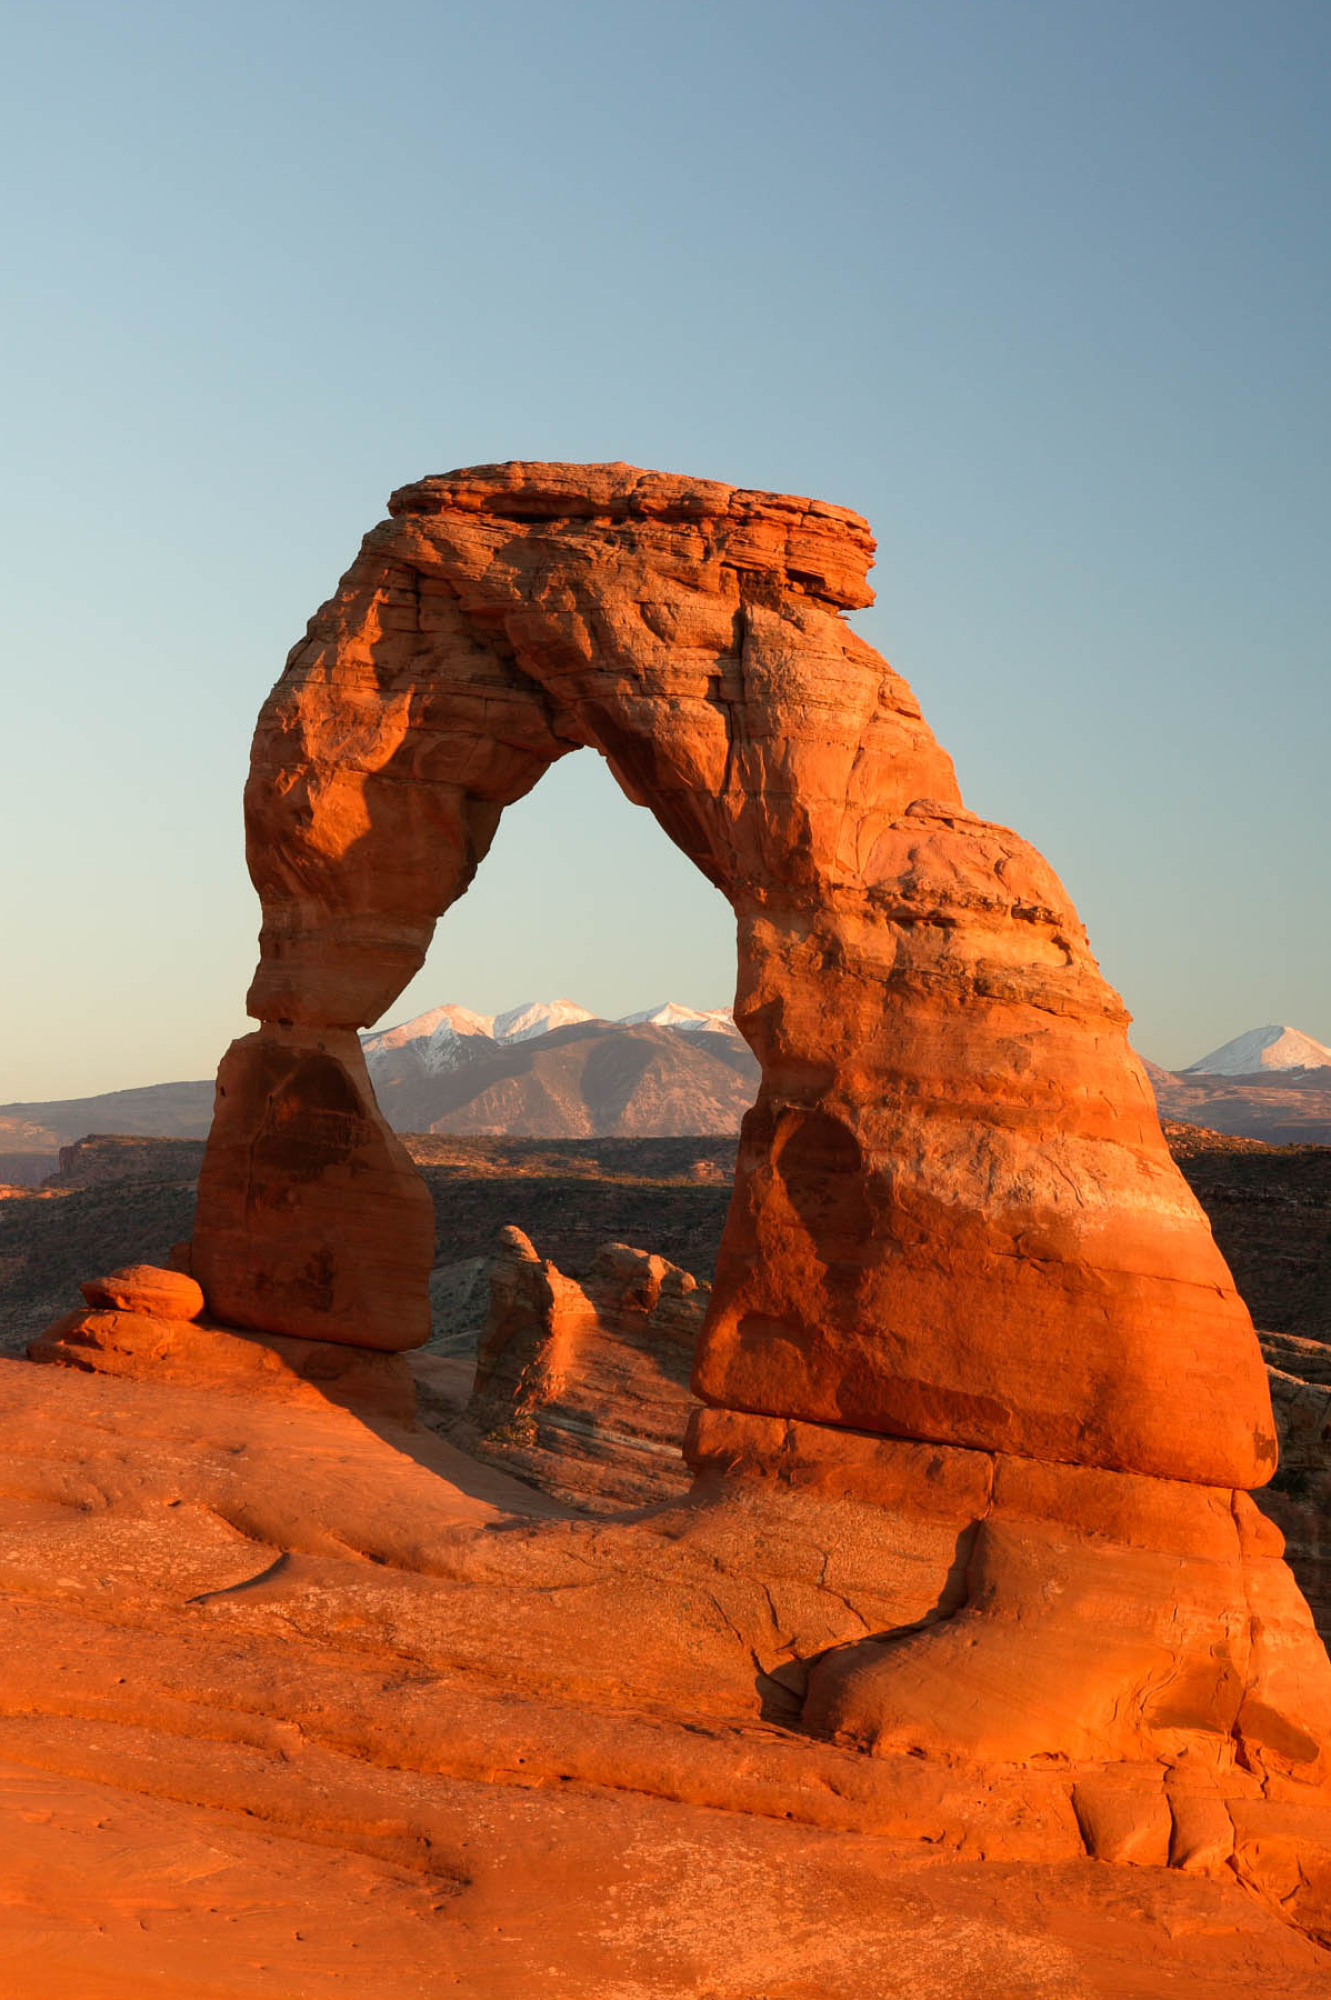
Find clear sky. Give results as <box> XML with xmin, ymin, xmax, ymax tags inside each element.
<box><xmin>2</xmin><ymin>0</ymin><xmax>1327</xmax><ymax>1100</ymax></box>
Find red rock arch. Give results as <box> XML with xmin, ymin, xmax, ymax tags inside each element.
<box><xmin>192</xmin><ymin>461</ymin><xmax>1273</xmax><ymax>1489</ymax></box>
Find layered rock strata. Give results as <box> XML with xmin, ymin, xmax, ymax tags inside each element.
<box><xmin>452</xmin><ymin>1229</ymin><xmax>706</xmax><ymax>1509</ymax></box>
<box><xmin>692</xmin><ymin>1410</ymin><xmax>1331</xmax><ymax>1784</ymax></box>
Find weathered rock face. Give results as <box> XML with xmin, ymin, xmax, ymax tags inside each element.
<box><xmin>193</xmin><ymin>1026</ymin><xmax>435</xmax><ymax>1350</ymax></box>
<box><xmin>452</xmin><ymin>1229</ymin><xmax>706</xmax><ymax>1510</ymax></box>
<box><xmin>192</xmin><ymin>460</ymin><xmax>1268</xmax><ymax>1494</ymax></box>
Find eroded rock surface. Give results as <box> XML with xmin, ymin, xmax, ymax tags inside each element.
<box><xmin>451</xmin><ymin>1229</ymin><xmax>707</xmax><ymax>1509</ymax></box>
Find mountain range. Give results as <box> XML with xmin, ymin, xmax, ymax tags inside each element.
<box><xmin>361</xmin><ymin>1003</ymin><xmax>754</xmax><ymax>1138</ymax></box>
<box><xmin>2</xmin><ymin>1008</ymin><xmax>1329</xmax><ymax>1180</ymax></box>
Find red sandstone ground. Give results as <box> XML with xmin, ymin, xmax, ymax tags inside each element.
<box><xmin>1</xmin><ymin>1353</ymin><xmax>1328</xmax><ymax>2000</ymax></box>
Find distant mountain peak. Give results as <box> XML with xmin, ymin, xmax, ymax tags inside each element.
<box><xmin>618</xmin><ymin>1002</ymin><xmax>736</xmax><ymax>1035</ymax></box>
<box><xmin>355</xmin><ymin>996</ymin><xmax>755</xmax><ymax>1138</ymax></box>
<box><xmin>491</xmin><ymin>999</ymin><xmax>597</xmax><ymax>1044</ymax></box>
<box><xmin>1183</xmin><ymin>1024</ymin><xmax>1331</xmax><ymax>1078</ymax></box>
<box><xmin>362</xmin><ymin>1003</ymin><xmax>494</xmax><ymax>1054</ymax></box>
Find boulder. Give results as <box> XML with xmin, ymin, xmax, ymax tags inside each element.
<box><xmin>80</xmin><ymin>1263</ymin><xmax>204</xmax><ymax>1321</ymax></box>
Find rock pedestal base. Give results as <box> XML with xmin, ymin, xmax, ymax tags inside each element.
<box><xmin>688</xmin><ymin>1404</ymin><xmax>1331</xmax><ymax>1886</ymax></box>
<box><xmin>29</xmin><ymin>1307</ymin><xmax>417</xmax><ymax>1425</ymax></box>
<box><xmin>192</xmin><ymin>1026</ymin><xmax>436</xmax><ymax>1351</ymax></box>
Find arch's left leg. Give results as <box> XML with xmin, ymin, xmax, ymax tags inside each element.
<box><xmin>193</xmin><ymin>543</ymin><xmax>572</xmax><ymax>1348</ymax></box>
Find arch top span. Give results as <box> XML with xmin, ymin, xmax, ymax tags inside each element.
<box><xmin>244</xmin><ymin>459</ymin><xmax>956</xmax><ymax>1032</ymax></box>
<box><xmin>195</xmin><ymin>460</ymin><xmax>1272</xmax><ymax>1501</ymax></box>
<box><xmin>384</xmin><ymin>459</ymin><xmax>879</xmax><ymax>613</ymax></box>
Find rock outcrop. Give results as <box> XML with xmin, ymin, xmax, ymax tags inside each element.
<box><xmin>30</xmin><ymin>1262</ymin><xmax>417</xmax><ymax>1422</ymax></box>
<box><xmin>451</xmin><ymin>1229</ymin><xmax>706</xmax><ymax>1509</ymax></box>
<box><xmin>121</xmin><ymin>461</ymin><xmax>1331</xmax><ymax>1918</ymax></box>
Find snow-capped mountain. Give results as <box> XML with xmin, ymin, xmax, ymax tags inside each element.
<box><xmin>355</xmin><ymin>999</ymin><xmax>753</xmax><ymax>1137</ymax></box>
<box><xmin>617</xmin><ymin>1002</ymin><xmax>737</xmax><ymax>1036</ymax></box>
<box><xmin>493</xmin><ymin>999</ymin><xmax>596</xmax><ymax>1044</ymax></box>
<box><xmin>362</xmin><ymin>998</ymin><xmax>736</xmax><ymax>1075</ymax></box>
<box><xmin>1183</xmin><ymin>1025</ymin><xmax>1331</xmax><ymax>1078</ymax></box>
<box><xmin>361</xmin><ymin>999</ymin><xmax>597</xmax><ymax>1077</ymax></box>
<box><xmin>361</xmin><ymin>1004</ymin><xmax>495</xmax><ymax>1076</ymax></box>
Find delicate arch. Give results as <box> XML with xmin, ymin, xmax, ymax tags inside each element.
<box><xmin>192</xmin><ymin>462</ymin><xmax>1272</xmax><ymax>1489</ymax></box>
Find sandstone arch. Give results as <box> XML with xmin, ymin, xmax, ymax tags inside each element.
<box><xmin>192</xmin><ymin>460</ymin><xmax>1272</xmax><ymax>1490</ymax></box>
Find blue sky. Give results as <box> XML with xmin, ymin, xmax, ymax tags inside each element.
<box><xmin>2</xmin><ymin>0</ymin><xmax>1327</xmax><ymax>1098</ymax></box>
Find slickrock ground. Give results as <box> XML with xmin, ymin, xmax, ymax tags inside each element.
<box><xmin>1</xmin><ymin>1351</ymin><xmax>1329</xmax><ymax>2000</ymax></box>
